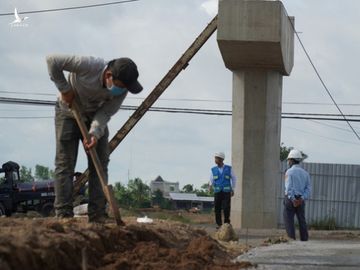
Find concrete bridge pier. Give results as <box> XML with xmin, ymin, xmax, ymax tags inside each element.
<box><xmin>217</xmin><ymin>0</ymin><xmax>295</xmax><ymax>229</ymax></box>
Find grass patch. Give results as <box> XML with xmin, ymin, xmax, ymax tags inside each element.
<box><xmin>309</xmin><ymin>217</ymin><xmax>337</xmax><ymax>230</ymax></box>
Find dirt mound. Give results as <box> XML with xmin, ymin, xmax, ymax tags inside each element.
<box><xmin>0</xmin><ymin>217</ymin><xmax>251</xmax><ymax>270</ymax></box>
<box><xmin>214</xmin><ymin>223</ymin><xmax>239</xmax><ymax>242</ymax></box>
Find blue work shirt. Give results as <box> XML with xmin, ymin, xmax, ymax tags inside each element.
<box><xmin>285</xmin><ymin>164</ymin><xmax>311</xmax><ymax>200</ymax></box>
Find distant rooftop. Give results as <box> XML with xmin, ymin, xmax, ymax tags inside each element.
<box><xmin>151</xmin><ymin>175</ymin><xmax>178</xmax><ymax>184</ymax></box>
<box><xmin>153</xmin><ymin>176</ymin><xmax>164</xmax><ymax>182</ymax></box>
<box><xmin>169</xmin><ymin>192</ymin><xmax>214</xmax><ymax>202</ymax></box>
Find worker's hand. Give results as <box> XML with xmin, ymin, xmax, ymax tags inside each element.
<box><xmin>61</xmin><ymin>89</ymin><xmax>75</xmax><ymax>107</ymax></box>
<box><xmin>83</xmin><ymin>135</ymin><xmax>97</xmax><ymax>151</ymax></box>
<box><xmin>231</xmin><ymin>191</ymin><xmax>234</xmax><ymax>197</ymax></box>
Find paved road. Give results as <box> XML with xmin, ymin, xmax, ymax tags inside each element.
<box><xmin>235</xmin><ymin>240</ymin><xmax>360</xmax><ymax>269</ymax></box>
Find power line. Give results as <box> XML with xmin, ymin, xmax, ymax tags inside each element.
<box><xmin>0</xmin><ymin>116</ymin><xmax>53</xmax><ymax>119</ymax></box>
<box><xmin>2</xmin><ymin>97</ymin><xmax>360</xmax><ymax>124</ymax></box>
<box><xmin>283</xmin><ymin>126</ymin><xmax>360</xmax><ymax>146</ymax></box>
<box><xmin>283</xmin><ymin>101</ymin><xmax>360</xmax><ymax>107</ymax></box>
<box><xmin>282</xmin><ymin>116</ymin><xmax>360</xmax><ymax>122</ymax></box>
<box><xmin>0</xmin><ymin>0</ymin><xmax>140</xmax><ymax>16</ymax></box>
<box><xmin>0</xmin><ymin>90</ymin><xmax>55</xmax><ymax>97</ymax></box>
<box><xmin>285</xmin><ymin>10</ymin><xmax>360</xmax><ymax>141</ymax></box>
<box><xmin>282</xmin><ymin>112</ymin><xmax>360</xmax><ymax>118</ymax></box>
<box><xmin>307</xmin><ymin>120</ymin><xmax>354</xmax><ymax>134</ymax></box>
<box><xmin>2</xmin><ymin>90</ymin><xmax>360</xmax><ymax>107</ymax></box>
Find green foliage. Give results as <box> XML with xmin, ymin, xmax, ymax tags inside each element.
<box><xmin>128</xmin><ymin>178</ymin><xmax>151</xmax><ymax>208</ymax></box>
<box><xmin>113</xmin><ymin>178</ymin><xmax>151</xmax><ymax>209</ymax></box>
<box><xmin>182</xmin><ymin>183</ymin><xmax>213</xmax><ymax>197</ymax></box>
<box><xmin>182</xmin><ymin>184</ymin><xmax>194</xmax><ymax>193</ymax></box>
<box><xmin>196</xmin><ymin>183</ymin><xmax>214</xmax><ymax>197</ymax></box>
<box><xmin>160</xmin><ymin>199</ymin><xmax>173</xmax><ymax>210</ymax></box>
<box><xmin>113</xmin><ymin>182</ymin><xmax>133</xmax><ymax>207</ymax></box>
<box><xmin>309</xmin><ymin>217</ymin><xmax>337</xmax><ymax>230</ymax></box>
<box><xmin>18</xmin><ymin>165</ymin><xmax>54</xmax><ymax>182</ymax></box>
<box><xmin>152</xmin><ymin>189</ymin><xmax>165</xmax><ymax>206</ymax></box>
<box><xmin>35</xmin><ymin>165</ymin><xmax>51</xmax><ymax>180</ymax></box>
<box><xmin>280</xmin><ymin>143</ymin><xmax>292</xmax><ymax>161</ymax></box>
<box><xmin>280</xmin><ymin>143</ymin><xmax>308</xmax><ymax>161</ymax></box>
<box><xmin>19</xmin><ymin>166</ymin><xmax>34</xmax><ymax>182</ymax></box>
<box><xmin>151</xmin><ymin>189</ymin><xmax>173</xmax><ymax>209</ymax></box>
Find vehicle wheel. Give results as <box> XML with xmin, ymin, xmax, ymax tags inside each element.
<box><xmin>0</xmin><ymin>203</ymin><xmax>6</xmax><ymax>217</ymax></box>
<box><xmin>40</xmin><ymin>202</ymin><xmax>55</xmax><ymax>217</ymax></box>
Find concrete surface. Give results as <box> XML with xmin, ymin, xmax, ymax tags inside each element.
<box><xmin>235</xmin><ymin>240</ymin><xmax>360</xmax><ymax>269</ymax></box>
<box><xmin>217</xmin><ymin>0</ymin><xmax>294</xmax><ymax>229</ymax></box>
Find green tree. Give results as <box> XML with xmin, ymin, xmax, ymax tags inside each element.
<box><xmin>152</xmin><ymin>189</ymin><xmax>165</xmax><ymax>206</ymax></box>
<box><xmin>182</xmin><ymin>184</ymin><xmax>194</xmax><ymax>193</ymax></box>
<box><xmin>49</xmin><ymin>169</ymin><xmax>55</xmax><ymax>179</ymax></box>
<box><xmin>127</xmin><ymin>178</ymin><xmax>151</xmax><ymax>208</ymax></box>
<box><xmin>113</xmin><ymin>182</ymin><xmax>133</xmax><ymax>207</ymax></box>
<box><xmin>19</xmin><ymin>166</ymin><xmax>34</xmax><ymax>182</ymax></box>
<box><xmin>35</xmin><ymin>165</ymin><xmax>51</xmax><ymax>180</ymax></box>
<box><xmin>280</xmin><ymin>143</ymin><xmax>292</xmax><ymax>161</ymax></box>
<box><xmin>196</xmin><ymin>183</ymin><xmax>214</xmax><ymax>197</ymax></box>
<box><xmin>280</xmin><ymin>143</ymin><xmax>308</xmax><ymax>161</ymax></box>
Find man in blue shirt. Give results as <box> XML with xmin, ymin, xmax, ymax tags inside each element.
<box><xmin>209</xmin><ymin>152</ymin><xmax>237</xmax><ymax>228</ymax></box>
<box><xmin>284</xmin><ymin>149</ymin><xmax>311</xmax><ymax>241</ymax></box>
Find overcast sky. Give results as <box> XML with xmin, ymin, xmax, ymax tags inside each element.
<box><xmin>0</xmin><ymin>0</ymin><xmax>359</xmax><ymax>188</ymax></box>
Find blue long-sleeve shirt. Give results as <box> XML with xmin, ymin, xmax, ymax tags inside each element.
<box><xmin>285</xmin><ymin>164</ymin><xmax>311</xmax><ymax>200</ymax></box>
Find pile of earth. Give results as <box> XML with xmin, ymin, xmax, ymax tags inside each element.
<box><xmin>0</xmin><ymin>217</ymin><xmax>252</xmax><ymax>270</ymax></box>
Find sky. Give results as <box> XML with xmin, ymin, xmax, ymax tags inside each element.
<box><xmin>0</xmin><ymin>0</ymin><xmax>359</xmax><ymax>188</ymax></box>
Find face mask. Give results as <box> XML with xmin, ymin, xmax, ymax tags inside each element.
<box><xmin>108</xmin><ymin>84</ymin><xmax>127</xmax><ymax>96</ymax></box>
<box><xmin>106</xmin><ymin>75</ymin><xmax>127</xmax><ymax>96</ymax></box>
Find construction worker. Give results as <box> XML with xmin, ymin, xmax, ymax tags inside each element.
<box><xmin>46</xmin><ymin>54</ymin><xmax>142</xmax><ymax>222</ymax></box>
<box><xmin>209</xmin><ymin>152</ymin><xmax>237</xmax><ymax>228</ymax></box>
<box><xmin>284</xmin><ymin>149</ymin><xmax>311</xmax><ymax>241</ymax></box>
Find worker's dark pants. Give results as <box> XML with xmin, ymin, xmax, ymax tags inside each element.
<box><xmin>54</xmin><ymin>105</ymin><xmax>109</xmax><ymax>220</ymax></box>
<box><xmin>214</xmin><ymin>191</ymin><xmax>231</xmax><ymax>226</ymax></box>
<box><xmin>283</xmin><ymin>197</ymin><xmax>309</xmax><ymax>241</ymax></box>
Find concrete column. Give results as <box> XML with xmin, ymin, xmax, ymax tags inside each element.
<box><xmin>217</xmin><ymin>0</ymin><xmax>294</xmax><ymax>228</ymax></box>
<box><xmin>231</xmin><ymin>69</ymin><xmax>282</xmax><ymax>228</ymax></box>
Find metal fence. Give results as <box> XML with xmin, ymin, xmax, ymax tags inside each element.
<box><xmin>276</xmin><ymin>162</ymin><xmax>360</xmax><ymax>229</ymax></box>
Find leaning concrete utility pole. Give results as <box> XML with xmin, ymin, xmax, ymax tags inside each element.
<box><xmin>217</xmin><ymin>0</ymin><xmax>294</xmax><ymax>228</ymax></box>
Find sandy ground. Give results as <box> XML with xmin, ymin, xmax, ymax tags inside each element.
<box><xmin>0</xmin><ymin>216</ymin><xmax>251</xmax><ymax>270</ymax></box>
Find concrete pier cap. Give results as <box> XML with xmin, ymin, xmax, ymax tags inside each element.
<box><xmin>217</xmin><ymin>0</ymin><xmax>294</xmax><ymax>75</ymax></box>
<box><xmin>217</xmin><ymin>0</ymin><xmax>294</xmax><ymax>229</ymax></box>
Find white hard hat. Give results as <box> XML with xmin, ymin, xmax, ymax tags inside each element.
<box><xmin>214</xmin><ymin>152</ymin><xmax>225</xmax><ymax>160</ymax></box>
<box><xmin>287</xmin><ymin>149</ymin><xmax>302</xmax><ymax>160</ymax></box>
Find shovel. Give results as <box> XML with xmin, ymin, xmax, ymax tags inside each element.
<box><xmin>71</xmin><ymin>100</ymin><xmax>124</xmax><ymax>226</ymax></box>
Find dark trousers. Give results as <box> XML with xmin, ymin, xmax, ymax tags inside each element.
<box><xmin>54</xmin><ymin>105</ymin><xmax>109</xmax><ymax>219</ymax></box>
<box><xmin>283</xmin><ymin>197</ymin><xmax>309</xmax><ymax>241</ymax></box>
<box><xmin>214</xmin><ymin>191</ymin><xmax>231</xmax><ymax>226</ymax></box>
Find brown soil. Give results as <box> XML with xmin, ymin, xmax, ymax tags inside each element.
<box><xmin>0</xmin><ymin>217</ymin><xmax>251</xmax><ymax>270</ymax></box>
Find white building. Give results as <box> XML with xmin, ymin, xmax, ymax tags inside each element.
<box><xmin>150</xmin><ymin>176</ymin><xmax>180</xmax><ymax>198</ymax></box>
